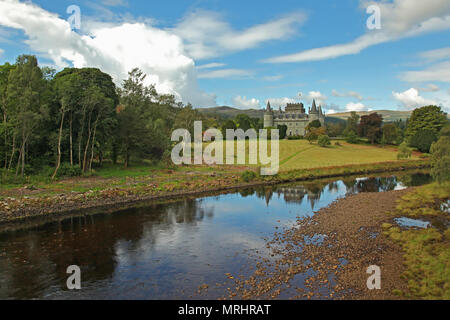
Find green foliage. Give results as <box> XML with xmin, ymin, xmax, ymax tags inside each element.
<box><xmin>235</xmin><ymin>114</ymin><xmax>252</xmax><ymax>131</ymax></box>
<box><xmin>409</xmin><ymin>129</ymin><xmax>437</xmax><ymax>153</ymax></box>
<box><xmin>430</xmin><ymin>127</ymin><xmax>450</xmax><ymax>183</ymax></box>
<box><xmin>345</xmin><ymin>131</ymin><xmax>359</xmax><ymax>144</ymax></box>
<box><xmin>287</xmin><ymin>135</ymin><xmax>302</xmax><ymax>140</ymax></box>
<box><xmin>306</xmin><ymin>119</ymin><xmax>321</xmax><ymax>132</ymax></box>
<box><xmin>405</xmin><ymin>105</ymin><xmax>447</xmax><ymax>139</ymax></box>
<box><xmin>53</xmin><ymin>163</ymin><xmax>82</xmax><ymax>178</ymax></box>
<box><xmin>358</xmin><ymin>112</ymin><xmax>383</xmax><ymax>144</ymax></box>
<box><xmin>317</xmin><ymin>135</ymin><xmax>331</xmax><ymax>147</ymax></box>
<box><xmin>221</xmin><ymin>119</ymin><xmax>237</xmax><ymax>137</ymax></box>
<box><xmin>344</xmin><ymin>111</ymin><xmax>359</xmax><ymax>136</ymax></box>
<box><xmin>277</xmin><ymin>124</ymin><xmax>287</xmax><ymax>139</ymax></box>
<box><xmin>382</xmin><ymin>123</ymin><xmax>401</xmax><ymax>145</ymax></box>
<box><xmin>397</xmin><ymin>142</ymin><xmax>412</xmax><ymax>160</ymax></box>
<box><xmin>305</xmin><ymin>127</ymin><xmax>326</xmax><ymax>143</ymax></box>
<box><xmin>241</xmin><ymin>170</ymin><xmax>257</xmax><ymax>182</ymax></box>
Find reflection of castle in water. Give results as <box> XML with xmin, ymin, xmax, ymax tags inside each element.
<box><xmin>257</xmin><ymin>175</ymin><xmax>418</xmax><ymax>208</ymax></box>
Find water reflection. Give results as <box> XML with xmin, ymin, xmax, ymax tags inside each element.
<box><xmin>0</xmin><ymin>171</ymin><xmax>431</xmax><ymax>299</ymax></box>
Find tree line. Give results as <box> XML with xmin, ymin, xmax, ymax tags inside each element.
<box><xmin>0</xmin><ymin>55</ymin><xmax>219</xmax><ymax>179</ymax></box>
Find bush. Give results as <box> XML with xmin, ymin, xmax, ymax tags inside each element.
<box><xmin>241</xmin><ymin>170</ymin><xmax>257</xmax><ymax>182</ymax></box>
<box><xmin>346</xmin><ymin>131</ymin><xmax>358</xmax><ymax>144</ymax></box>
<box><xmin>318</xmin><ymin>135</ymin><xmax>331</xmax><ymax>147</ymax></box>
<box><xmin>397</xmin><ymin>142</ymin><xmax>412</xmax><ymax>160</ymax></box>
<box><xmin>430</xmin><ymin>131</ymin><xmax>450</xmax><ymax>183</ymax></box>
<box><xmin>409</xmin><ymin>129</ymin><xmax>437</xmax><ymax>153</ymax></box>
<box><xmin>54</xmin><ymin>163</ymin><xmax>82</xmax><ymax>178</ymax></box>
<box><xmin>287</xmin><ymin>135</ymin><xmax>303</xmax><ymax>140</ymax></box>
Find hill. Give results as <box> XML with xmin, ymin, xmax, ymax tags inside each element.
<box><xmin>197</xmin><ymin>106</ymin><xmax>414</xmax><ymax>123</ymax></box>
<box><xmin>327</xmin><ymin>110</ymin><xmax>412</xmax><ymax>122</ymax></box>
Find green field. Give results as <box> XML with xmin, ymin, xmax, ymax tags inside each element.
<box><xmin>202</xmin><ymin>139</ymin><xmax>418</xmax><ymax>172</ymax></box>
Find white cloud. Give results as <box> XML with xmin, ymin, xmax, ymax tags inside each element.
<box><xmin>173</xmin><ymin>10</ymin><xmax>307</xmax><ymax>59</ymax></box>
<box><xmin>418</xmin><ymin>83</ymin><xmax>440</xmax><ymax>92</ymax></box>
<box><xmin>101</xmin><ymin>0</ymin><xmax>128</xmax><ymax>6</ymax></box>
<box><xmin>197</xmin><ymin>69</ymin><xmax>252</xmax><ymax>79</ymax></box>
<box><xmin>232</xmin><ymin>96</ymin><xmax>261</xmax><ymax>109</ymax></box>
<box><xmin>304</xmin><ymin>91</ymin><xmax>327</xmax><ymax>106</ymax></box>
<box><xmin>262</xmin><ymin>75</ymin><xmax>284</xmax><ymax>81</ymax></box>
<box><xmin>0</xmin><ymin>48</ymin><xmax>3</xmax><ymax>57</ymax></box>
<box><xmin>392</xmin><ymin>88</ymin><xmax>436</xmax><ymax>109</ymax></box>
<box><xmin>196</xmin><ymin>62</ymin><xmax>226</xmax><ymax>70</ymax></box>
<box><xmin>265</xmin><ymin>97</ymin><xmax>298</xmax><ymax>108</ymax></box>
<box><xmin>400</xmin><ymin>61</ymin><xmax>450</xmax><ymax>83</ymax></box>
<box><xmin>263</xmin><ymin>0</ymin><xmax>450</xmax><ymax>63</ymax></box>
<box><xmin>332</xmin><ymin>89</ymin><xmax>363</xmax><ymax>101</ymax></box>
<box><xmin>0</xmin><ymin>0</ymin><xmax>215</xmax><ymax>107</ymax></box>
<box><xmin>345</xmin><ymin>102</ymin><xmax>370</xmax><ymax>112</ymax></box>
<box><xmin>419</xmin><ymin>46</ymin><xmax>450</xmax><ymax>61</ymax></box>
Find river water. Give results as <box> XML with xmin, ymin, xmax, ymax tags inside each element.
<box><xmin>0</xmin><ymin>171</ymin><xmax>431</xmax><ymax>299</ymax></box>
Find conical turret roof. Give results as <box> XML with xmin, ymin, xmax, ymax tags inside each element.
<box><xmin>311</xmin><ymin>99</ymin><xmax>318</xmax><ymax>113</ymax></box>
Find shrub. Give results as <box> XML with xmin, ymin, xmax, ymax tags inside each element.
<box><xmin>318</xmin><ymin>135</ymin><xmax>331</xmax><ymax>147</ymax></box>
<box><xmin>241</xmin><ymin>170</ymin><xmax>257</xmax><ymax>182</ymax></box>
<box><xmin>397</xmin><ymin>142</ymin><xmax>412</xmax><ymax>160</ymax></box>
<box><xmin>346</xmin><ymin>131</ymin><xmax>358</xmax><ymax>144</ymax></box>
<box><xmin>287</xmin><ymin>135</ymin><xmax>302</xmax><ymax>140</ymax></box>
<box><xmin>409</xmin><ymin>129</ymin><xmax>437</xmax><ymax>153</ymax></box>
<box><xmin>430</xmin><ymin>130</ymin><xmax>450</xmax><ymax>183</ymax></box>
<box><xmin>54</xmin><ymin>163</ymin><xmax>82</xmax><ymax>178</ymax></box>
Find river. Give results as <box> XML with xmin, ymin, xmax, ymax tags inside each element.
<box><xmin>0</xmin><ymin>171</ymin><xmax>431</xmax><ymax>299</ymax></box>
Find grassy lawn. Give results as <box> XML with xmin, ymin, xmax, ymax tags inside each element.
<box><xmin>203</xmin><ymin>139</ymin><xmax>419</xmax><ymax>171</ymax></box>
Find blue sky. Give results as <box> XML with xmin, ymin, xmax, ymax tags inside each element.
<box><xmin>0</xmin><ymin>0</ymin><xmax>449</xmax><ymax>113</ymax></box>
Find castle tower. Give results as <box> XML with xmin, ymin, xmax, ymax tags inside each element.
<box><xmin>309</xmin><ymin>99</ymin><xmax>319</xmax><ymax>122</ymax></box>
<box><xmin>318</xmin><ymin>105</ymin><xmax>325</xmax><ymax>126</ymax></box>
<box><xmin>264</xmin><ymin>101</ymin><xmax>274</xmax><ymax>128</ymax></box>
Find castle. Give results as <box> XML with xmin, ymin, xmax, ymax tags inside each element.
<box><xmin>263</xmin><ymin>99</ymin><xmax>325</xmax><ymax>136</ymax></box>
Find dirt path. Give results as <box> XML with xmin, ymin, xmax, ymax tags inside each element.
<box><xmin>227</xmin><ymin>188</ymin><xmax>412</xmax><ymax>300</ymax></box>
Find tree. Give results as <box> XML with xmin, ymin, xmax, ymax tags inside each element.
<box><xmin>277</xmin><ymin>124</ymin><xmax>287</xmax><ymax>139</ymax></box>
<box><xmin>430</xmin><ymin>126</ymin><xmax>450</xmax><ymax>183</ymax></box>
<box><xmin>358</xmin><ymin>112</ymin><xmax>383</xmax><ymax>144</ymax></box>
<box><xmin>51</xmin><ymin>72</ymin><xmax>82</xmax><ymax>178</ymax></box>
<box><xmin>306</xmin><ymin>119</ymin><xmax>321</xmax><ymax>132</ymax></box>
<box><xmin>409</xmin><ymin>129</ymin><xmax>437</xmax><ymax>153</ymax></box>
<box><xmin>7</xmin><ymin>55</ymin><xmax>44</xmax><ymax>177</ymax></box>
<box><xmin>0</xmin><ymin>62</ymin><xmax>15</xmax><ymax>169</ymax></box>
<box><xmin>235</xmin><ymin>114</ymin><xmax>252</xmax><ymax>132</ymax></box>
<box><xmin>344</xmin><ymin>111</ymin><xmax>359</xmax><ymax>136</ymax></box>
<box><xmin>221</xmin><ymin>119</ymin><xmax>237</xmax><ymax>138</ymax></box>
<box><xmin>318</xmin><ymin>135</ymin><xmax>331</xmax><ymax>147</ymax></box>
<box><xmin>326</xmin><ymin>122</ymin><xmax>345</xmax><ymax>137</ymax></box>
<box><xmin>118</xmin><ymin>68</ymin><xmax>172</xmax><ymax>168</ymax></box>
<box><xmin>306</xmin><ymin>127</ymin><xmax>326</xmax><ymax>143</ymax></box>
<box><xmin>382</xmin><ymin>123</ymin><xmax>401</xmax><ymax>145</ymax></box>
<box><xmin>405</xmin><ymin>105</ymin><xmax>447</xmax><ymax>139</ymax></box>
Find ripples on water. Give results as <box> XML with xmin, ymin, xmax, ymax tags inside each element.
<box><xmin>0</xmin><ymin>172</ymin><xmax>431</xmax><ymax>299</ymax></box>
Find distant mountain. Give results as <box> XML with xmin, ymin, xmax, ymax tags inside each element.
<box><xmin>198</xmin><ymin>106</ymin><xmax>264</xmax><ymax>119</ymax></box>
<box><xmin>327</xmin><ymin>110</ymin><xmax>412</xmax><ymax>122</ymax></box>
<box><xmin>197</xmin><ymin>106</ymin><xmax>414</xmax><ymax>123</ymax></box>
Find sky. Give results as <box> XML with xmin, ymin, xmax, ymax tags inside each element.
<box><xmin>0</xmin><ymin>0</ymin><xmax>449</xmax><ymax>113</ymax></box>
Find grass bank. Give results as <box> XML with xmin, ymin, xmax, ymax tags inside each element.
<box><xmin>382</xmin><ymin>183</ymin><xmax>450</xmax><ymax>299</ymax></box>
